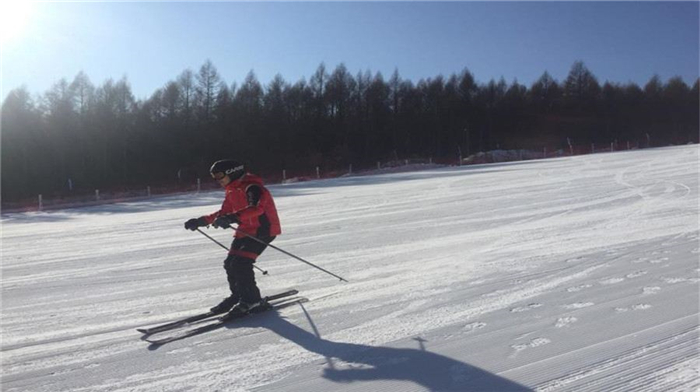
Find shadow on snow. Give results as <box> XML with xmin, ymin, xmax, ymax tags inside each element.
<box><xmin>218</xmin><ymin>303</ymin><xmax>529</xmax><ymax>391</ymax></box>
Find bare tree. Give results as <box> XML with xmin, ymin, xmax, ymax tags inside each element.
<box><xmin>195</xmin><ymin>59</ymin><xmax>222</xmax><ymax>124</ymax></box>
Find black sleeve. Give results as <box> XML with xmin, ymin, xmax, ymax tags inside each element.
<box><xmin>246</xmin><ymin>185</ymin><xmax>262</xmax><ymax>207</ymax></box>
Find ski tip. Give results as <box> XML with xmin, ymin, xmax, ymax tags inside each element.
<box><xmin>136</xmin><ymin>328</ymin><xmax>149</xmax><ymax>334</ymax></box>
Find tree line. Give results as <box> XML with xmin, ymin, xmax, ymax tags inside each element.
<box><xmin>2</xmin><ymin>60</ymin><xmax>698</xmax><ymax>202</ymax></box>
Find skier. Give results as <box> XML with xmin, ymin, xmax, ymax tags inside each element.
<box><xmin>184</xmin><ymin>160</ymin><xmax>281</xmax><ymax>318</ymax></box>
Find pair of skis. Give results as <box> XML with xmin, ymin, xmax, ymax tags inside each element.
<box><xmin>137</xmin><ymin>289</ymin><xmax>303</xmax><ymax>345</ymax></box>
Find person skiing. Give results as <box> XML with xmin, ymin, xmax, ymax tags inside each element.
<box><xmin>184</xmin><ymin>160</ymin><xmax>281</xmax><ymax>319</ymax></box>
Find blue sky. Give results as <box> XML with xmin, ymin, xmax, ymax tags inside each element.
<box><xmin>2</xmin><ymin>1</ymin><xmax>698</xmax><ymax>100</ymax></box>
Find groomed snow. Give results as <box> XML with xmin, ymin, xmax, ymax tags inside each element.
<box><xmin>2</xmin><ymin>145</ymin><xmax>698</xmax><ymax>391</ymax></box>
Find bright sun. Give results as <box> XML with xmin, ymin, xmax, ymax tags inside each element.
<box><xmin>0</xmin><ymin>1</ymin><xmax>35</xmax><ymax>44</ymax></box>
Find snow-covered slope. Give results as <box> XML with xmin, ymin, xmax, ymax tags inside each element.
<box><xmin>2</xmin><ymin>145</ymin><xmax>698</xmax><ymax>391</ymax></box>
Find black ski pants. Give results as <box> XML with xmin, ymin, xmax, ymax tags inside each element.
<box><xmin>223</xmin><ymin>236</ymin><xmax>275</xmax><ymax>304</ymax></box>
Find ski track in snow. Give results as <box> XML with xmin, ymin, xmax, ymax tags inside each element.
<box><xmin>2</xmin><ymin>145</ymin><xmax>699</xmax><ymax>391</ymax></box>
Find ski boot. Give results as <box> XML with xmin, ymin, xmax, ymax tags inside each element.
<box><xmin>210</xmin><ymin>294</ymin><xmax>239</xmax><ymax>314</ymax></box>
<box><xmin>220</xmin><ymin>298</ymin><xmax>270</xmax><ymax>321</ymax></box>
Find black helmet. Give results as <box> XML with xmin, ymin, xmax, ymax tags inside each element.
<box><xmin>210</xmin><ymin>160</ymin><xmax>245</xmax><ymax>181</ymax></box>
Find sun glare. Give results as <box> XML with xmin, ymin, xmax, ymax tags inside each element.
<box><xmin>0</xmin><ymin>1</ymin><xmax>34</xmax><ymax>45</ymax></box>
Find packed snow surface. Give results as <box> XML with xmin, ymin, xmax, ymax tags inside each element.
<box><xmin>2</xmin><ymin>145</ymin><xmax>699</xmax><ymax>391</ymax></box>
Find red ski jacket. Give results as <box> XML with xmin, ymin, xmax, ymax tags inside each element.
<box><xmin>204</xmin><ymin>174</ymin><xmax>281</xmax><ymax>239</ymax></box>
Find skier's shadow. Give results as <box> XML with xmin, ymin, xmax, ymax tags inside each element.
<box><xmin>258</xmin><ymin>304</ymin><xmax>531</xmax><ymax>391</ymax></box>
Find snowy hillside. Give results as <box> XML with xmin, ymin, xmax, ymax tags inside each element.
<box><xmin>2</xmin><ymin>145</ymin><xmax>699</xmax><ymax>391</ymax></box>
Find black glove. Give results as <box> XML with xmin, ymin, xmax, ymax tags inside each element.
<box><xmin>213</xmin><ymin>214</ymin><xmax>239</xmax><ymax>229</ymax></box>
<box><xmin>184</xmin><ymin>217</ymin><xmax>207</xmax><ymax>231</ymax></box>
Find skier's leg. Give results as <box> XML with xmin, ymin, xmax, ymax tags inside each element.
<box><xmin>225</xmin><ymin>236</ymin><xmax>276</xmax><ymax>311</ymax></box>
<box><xmin>211</xmin><ymin>242</ymin><xmax>246</xmax><ymax>313</ymax></box>
<box><xmin>210</xmin><ymin>256</ymin><xmax>240</xmax><ymax>313</ymax></box>
<box><xmin>229</xmin><ymin>259</ymin><xmax>262</xmax><ymax>304</ymax></box>
<box><xmin>223</xmin><ymin>254</ymin><xmax>241</xmax><ymax>296</ymax></box>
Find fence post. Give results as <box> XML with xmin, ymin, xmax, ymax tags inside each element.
<box><xmin>349</xmin><ymin>164</ymin><xmax>352</xmax><ymax>174</ymax></box>
<box><xmin>283</xmin><ymin>170</ymin><xmax>286</xmax><ymax>181</ymax></box>
<box><xmin>627</xmin><ymin>141</ymin><xmax>630</xmax><ymax>150</ymax></box>
<box><xmin>611</xmin><ymin>142</ymin><xmax>614</xmax><ymax>152</ymax></box>
<box><xmin>95</xmin><ymin>189</ymin><xmax>100</xmax><ymax>201</ymax></box>
<box><xmin>377</xmin><ymin>162</ymin><xmax>381</xmax><ymax>170</ymax></box>
<box><xmin>38</xmin><ymin>194</ymin><xmax>43</xmax><ymax>211</ymax></box>
<box><xmin>592</xmin><ymin>143</ymin><xmax>595</xmax><ymax>154</ymax></box>
<box><xmin>196</xmin><ymin>178</ymin><xmax>201</xmax><ymax>194</ymax></box>
<box><xmin>543</xmin><ymin>147</ymin><xmax>547</xmax><ymax>159</ymax></box>
<box><xmin>147</xmin><ymin>186</ymin><xmax>151</xmax><ymax>197</ymax></box>
<box><xmin>316</xmin><ymin>166</ymin><xmax>320</xmax><ymax>179</ymax></box>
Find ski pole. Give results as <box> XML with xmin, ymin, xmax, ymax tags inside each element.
<box><xmin>230</xmin><ymin>226</ymin><xmax>349</xmax><ymax>283</ymax></box>
<box><xmin>196</xmin><ymin>228</ymin><xmax>269</xmax><ymax>275</ymax></box>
